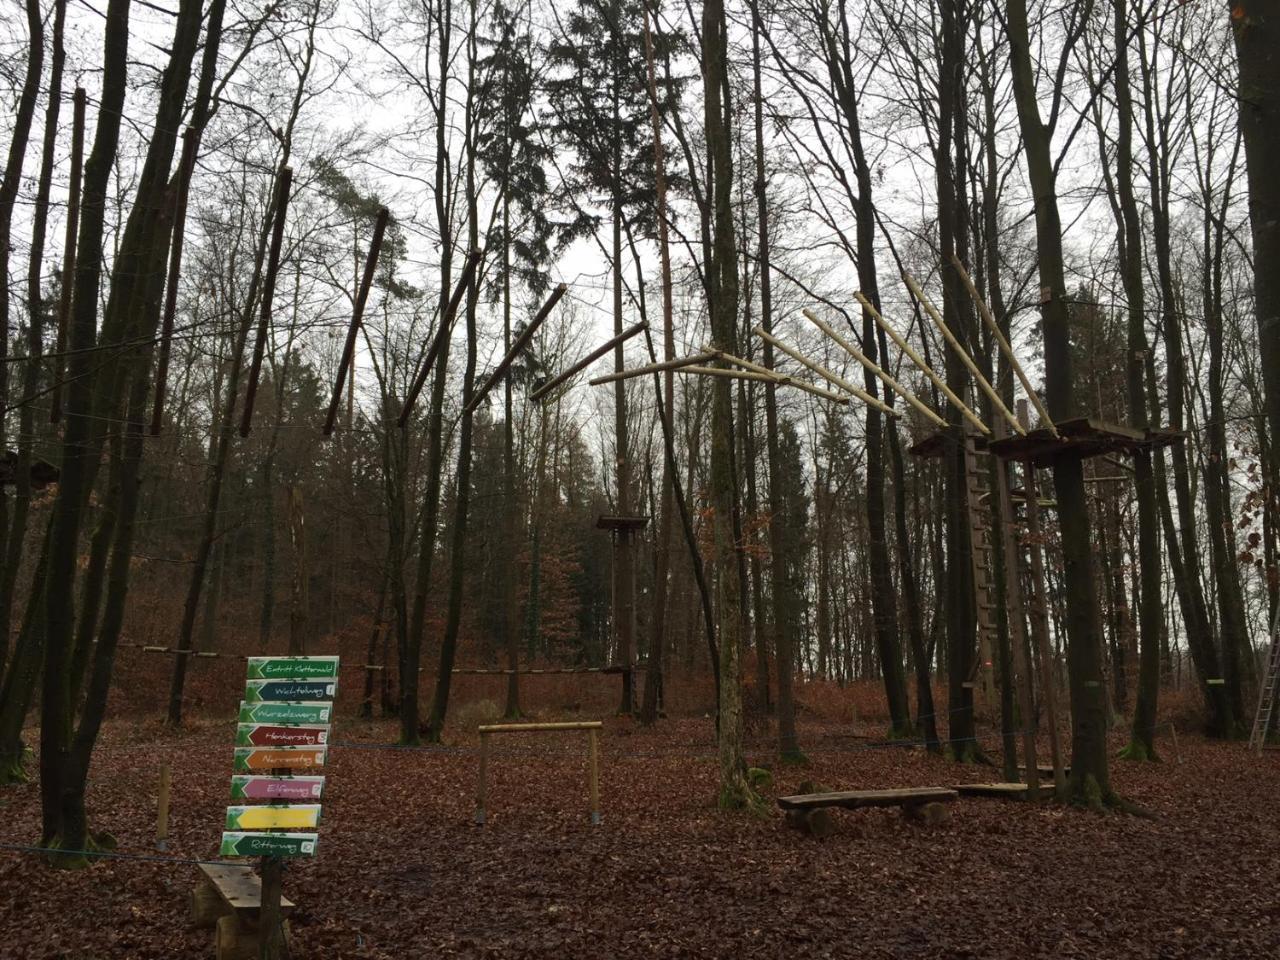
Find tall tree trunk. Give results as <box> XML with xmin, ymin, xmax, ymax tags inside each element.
<box><xmin>1005</xmin><ymin>0</ymin><xmax>1113</xmax><ymax>803</ymax></box>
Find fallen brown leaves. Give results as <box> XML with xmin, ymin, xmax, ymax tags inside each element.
<box><xmin>0</xmin><ymin>712</ymin><xmax>1277</xmax><ymax>959</ymax></box>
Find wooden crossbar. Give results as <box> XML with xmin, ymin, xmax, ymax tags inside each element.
<box><xmin>476</xmin><ymin>722</ymin><xmax>604</xmax><ymax>825</ymax></box>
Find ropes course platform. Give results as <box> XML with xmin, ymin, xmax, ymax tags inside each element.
<box><xmin>909</xmin><ymin>417</ymin><xmax>1182</xmax><ymax>465</ymax></box>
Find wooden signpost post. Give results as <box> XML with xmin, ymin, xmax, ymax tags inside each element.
<box><xmin>213</xmin><ymin>655</ymin><xmax>338</xmax><ymax>960</ymax></box>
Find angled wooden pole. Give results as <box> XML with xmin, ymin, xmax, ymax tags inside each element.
<box><xmin>949</xmin><ymin>254</ymin><xmax>1057</xmax><ymax>437</ymax></box>
<box><xmin>855</xmin><ymin>291</ymin><xmax>990</xmax><ymax>435</ymax></box>
<box><xmin>466</xmin><ymin>282</ymin><xmax>568</xmax><ymax>414</ymax></box>
<box><xmin>530</xmin><ymin>321</ymin><xmax>648</xmax><ymax>402</ymax></box>
<box><xmin>683</xmin><ymin>362</ymin><xmax>849</xmax><ymax>404</ymax></box>
<box><xmin>902</xmin><ymin>273</ymin><xmax>1024</xmax><ymax>436</ymax></box>
<box><xmin>798</xmin><ymin>310</ymin><xmax>942</xmax><ymax>425</ymax></box>
<box><xmin>323</xmin><ymin>207</ymin><xmax>389</xmax><ymax>436</ymax></box>
<box><xmin>399</xmin><ymin>248</ymin><xmax>483</xmax><ymax>428</ymax></box>
<box><xmin>239</xmin><ymin>165</ymin><xmax>292</xmax><ymax>438</ymax></box>
<box><xmin>150</xmin><ymin>127</ymin><xmax>200</xmax><ymax>436</ymax></box>
<box><xmin>590</xmin><ymin>351</ymin><xmax>714</xmax><ymax>387</ymax></box>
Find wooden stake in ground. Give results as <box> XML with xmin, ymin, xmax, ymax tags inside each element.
<box><xmin>155</xmin><ymin>763</ymin><xmax>170</xmax><ymax>851</ymax></box>
<box><xmin>323</xmin><ymin>206</ymin><xmax>388</xmax><ymax>436</ymax></box>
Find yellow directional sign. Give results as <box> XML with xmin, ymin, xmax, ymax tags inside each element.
<box><xmin>225</xmin><ymin>803</ymin><xmax>322</xmax><ymax>831</ymax></box>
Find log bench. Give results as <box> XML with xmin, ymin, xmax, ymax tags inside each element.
<box><xmin>191</xmin><ymin>863</ymin><xmax>294</xmax><ymax>960</ymax></box>
<box><xmin>778</xmin><ymin>787</ymin><xmax>958</xmax><ymax>835</ymax></box>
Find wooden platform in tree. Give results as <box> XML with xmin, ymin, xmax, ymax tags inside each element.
<box><xmin>777</xmin><ymin>787</ymin><xmax>958</xmax><ymax>811</ymax></box>
<box><xmin>595</xmin><ymin>514</ymin><xmax>650</xmax><ymax>531</ymax></box>
<box><xmin>953</xmin><ymin>782</ymin><xmax>1033</xmax><ymax>799</ymax></box>
<box><xmin>908</xmin><ymin>418</ymin><xmax>1182</xmax><ymax>467</ymax></box>
<box><xmin>986</xmin><ymin>418</ymin><xmax>1183</xmax><ymax>467</ymax></box>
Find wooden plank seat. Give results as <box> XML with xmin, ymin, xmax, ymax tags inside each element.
<box><xmin>953</xmin><ymin>782</ymin><xmax>1032</xmax><ymax>799</ymax></box>
<box><xmin>777</xmin><ymin>786</ymin><xmax>958</xmax><ymax>811</ymax></box>
<box><xmin>191</xmin><ymin>863</ymin><xmax>294</xmax><ymax>960</ymax></box>
<box><xmin>779</xmin><ymin>787</ymin><xmax>958</xmax><ymax>836</ymax></box>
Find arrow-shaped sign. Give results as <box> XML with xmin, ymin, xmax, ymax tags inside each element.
<box><xmin>238</xmin><ymin>701</ymin><xmax>332</xmax><ymax>725</ymax></box>
<box><xmin>220</xmin><ymin>832</ymin><xmax>318</xmax><ymax>858</ymax></box>
<box><xmin>225</xmin><ymin>804</ymin><xmax>321</xmax><ymax>831</ymax></box>
<box><xmin>230</xmin><ymin>775</ymin><xmax>325</xmax><ymax>802</ymax></box>
<box><xmin>246</xmin><ymin>656</ymin><xmax>340</xmax><ymax>681</ymax></box>
<box><xmin>233</xmin><ymin>746</ymin><xmax>327</xmax><ymax>772</ymax></box>
<box><xmin>236</xmin><ymin>723</ymin><xmax>329</xmax><ymax>747</ymax></box>
<box><xmin>244</xmin><ymin>679</ymin><xmax>337</xmax><ymax>704</ymax></box>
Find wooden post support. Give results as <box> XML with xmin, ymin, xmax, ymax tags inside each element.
<box><xmin>588</xmin><ymin>728</ymin><xmax>601</xmax><ymax>825</ymax></box>
<box><xmin>1018</xmin><ymin>400</ymin><xmax>1066</xmax><ymax>796</ymax></box>
<box><xmin>476</xmin><ymin>730</ymin><xmax>489</xmax><ymax>825</ymax></box>
<box><xmin>1169</xmin><ymin>723</ymin><xmax>1182</xmax><ymax>764</ymax></box>
<box><xmin>257</xmin><ymin>856</ymin><xmax>284</xmax><ymax>960</ymax></box>
<box><xmin>156</xmin><ymin>763</ymin><xmax>171</xmax><ymax>851</ymax></box>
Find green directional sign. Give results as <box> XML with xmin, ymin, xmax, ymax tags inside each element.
<box><xmin>226</xmin><ymin>803</ymin><xmax>321</xmax><ymax>831</ymax></box>
<box><xmin>220</xmin><ymin>831</ymin><xmax>318</xmax><ymax>858</ymax></box>
<box><xmin>246</xmin><ymin>656</ymin><xmax>340</xmax><ymax>681</ymax></box>
<box><xmin>244</xmin><ymin>679</ymin><xmax>337</xmax><ymax>704</ymax></box>
<box><xmin>238</xmin><ymin>701</ymin><xmax>332</xmax><ymax>725</ymax></box>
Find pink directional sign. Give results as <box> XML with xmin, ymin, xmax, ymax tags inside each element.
<box><xmin>230</xmin><ymin>774</ymin><xmax>325</xmax><ymax>802</ymax></box>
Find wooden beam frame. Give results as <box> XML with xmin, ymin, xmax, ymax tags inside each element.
<box><xmin>465</xmin><ymin>282</ymin><xmax>569</xmax><ymax>413</ymax></box>
<box><xmin>530</xmin><ymin>322</ymin><xmax>648</xmax><ymax>403</ymax></box>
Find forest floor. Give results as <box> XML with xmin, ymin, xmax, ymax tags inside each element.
<box><xmin>1</xmin><ymin>703</ymin><xmax>1278</xmax><ymax>959</ymax></box>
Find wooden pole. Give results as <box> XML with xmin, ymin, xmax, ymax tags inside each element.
<box><xmin>679</xmin><ymin>365</ymin><xmax>849</xmax><ymax>403</ymax></box>
<box><xmin>588</xmin><ymin>728</ymin><xmax>600</xmax><ymax>825</ymax></box>
<box><xmin>1169</xmin><ymin>722</ymin><xmax>1182</xmax><ymax>764</ymax></box>
<box><xmin>589</xmin><ymin>351</ymin><xmax>715</xmax><ymax>386</ymax></box>
<box><xmin>239</xmin><ymin>166</ymin><xmax>293</xmax><ymax>438</ymax></box>
<box><xmin>155</xmin><ymin>763</ymin><xmax>171</xmax><ymax>851</ymax></box>
<box><xmin>949</xmin><ymin>254</ymin><xmax>1057</xmax><ymax>436</ymax></box>
<box><xmin>531</xmin><ymin>322</ymin><xmax>648</xmax><ymax>402</ymax></box>
<box><xmin>902</xmin><ymin>273</ymin><xmax>1024</xmax><ymax>436</ymax></box>
<box><xmin>323</xmin><ymin>207</ymin><xmax>389</xmax><ymax>436</ymax></box>
<box><xmin>1018</xmin><ymin>400</ymin><xmax>1066</xmax><ymax>796</ymax></box>
<box><xmin>753</xmin><ymin>325</ymin><xmax>892</xmax><ymax>416</ymax></box>
<box><xmin>399</xmin><ymin>248</ymin><xmax>483</xmax><ymax>427</ymax></box>
<box><xmin>49</xmin><ymin>86</ymin><xmax>85</xmax><ymax>425</ymax></box>
<box><xmin>466</xmin><ymin>282</ymin><xmax>569</xmax><ymax>413</ymax></box>
<box><xmin>855</xmin><ymin>291</ymin><xmax>990</xmax><ymax>435</ymax></box>
<box><xmin>258</xmin><ymin>855</ymin><xmax>284</xmax><ymax>960</ymax></box>
<box><xmin>475</xmin><ymin>730</ymin><xmax>489</xmax><ymax>824</ymax></box>
<box><xmin>992</xmin><ymin>416</ymin><xmax>1039</xmax><ymax>799</ymax></box>
<box><xmin>708</xmin><ymin>348</ymin><xmax>855</xmax><ymax>405</ymax></box>
<box><xmin>796</xmin><ymin>311</ymin><xmax>934</xmax><ymax>421</ymax></box>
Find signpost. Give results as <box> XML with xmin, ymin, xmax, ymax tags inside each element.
<box><xmin>246</xmin><ymin>656</ymin><xmax>339</xmax><ymax>680</ymax></box>
<box><xmin>236</xmin><ymin>723</ymin><xmax>330</xmax><ymax>747</ymax></box>
<box><xmin>219</xmin><ymin>655</ymin><xmax>338</xmax><ymax>960</ymax></box>
<box><xmin>219</xmin><ymin>832</ymin><xmax>319</xmax><ymax>858</ymax></box>
<box><xmin>238</xmin><ymin>701</ymin><xmax>332</xmax><ymax>724</ymax></box>
<box><xmin>233</xmin><ymin>746</ymin><xmax>327</xmax><ymax>772</ymax></box>
<box><xmin>231</xmin><ymin>775</ymin><xmax>325</xmax><ymax>802</ymax></box>
<box><xmin>243</xmin><ymin>679</ymin><xmax>337</xmax><ymax>703</ymax></box>
<box><xmin>225</xmin><ymin>804</ymin><xmax>321</xmax><ymax>831</ymax></box>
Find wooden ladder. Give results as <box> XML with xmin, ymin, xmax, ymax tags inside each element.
<box><xmin>1248</xmin><ymin>602</ymin><xmax>1280</xmax><ymax>752</ymax></box>
<box><xmin>962</xmin><ymin>435</ymin><xmax>997</xmax><ymax>701</ymax></box>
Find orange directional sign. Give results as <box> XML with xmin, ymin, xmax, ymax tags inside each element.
<box><xmin>233</xmin><ymin>746</ymin><xmax>327</xmax><ymax>772</ymax></box>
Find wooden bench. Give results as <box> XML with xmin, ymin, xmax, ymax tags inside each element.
<box><xmin>778</xmin><ymin>787</ymin><xmax>958</xmax><ymax>835</ymax></box>
<box><xmin>953</xmin><ymin>781</ymin><xmax>1033</xmax><ymax>799</ymax></box>
<box><xmin>191</xmin><ymin>863</ymin><xmax>294</xmax><ymax>960</ymax></box>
